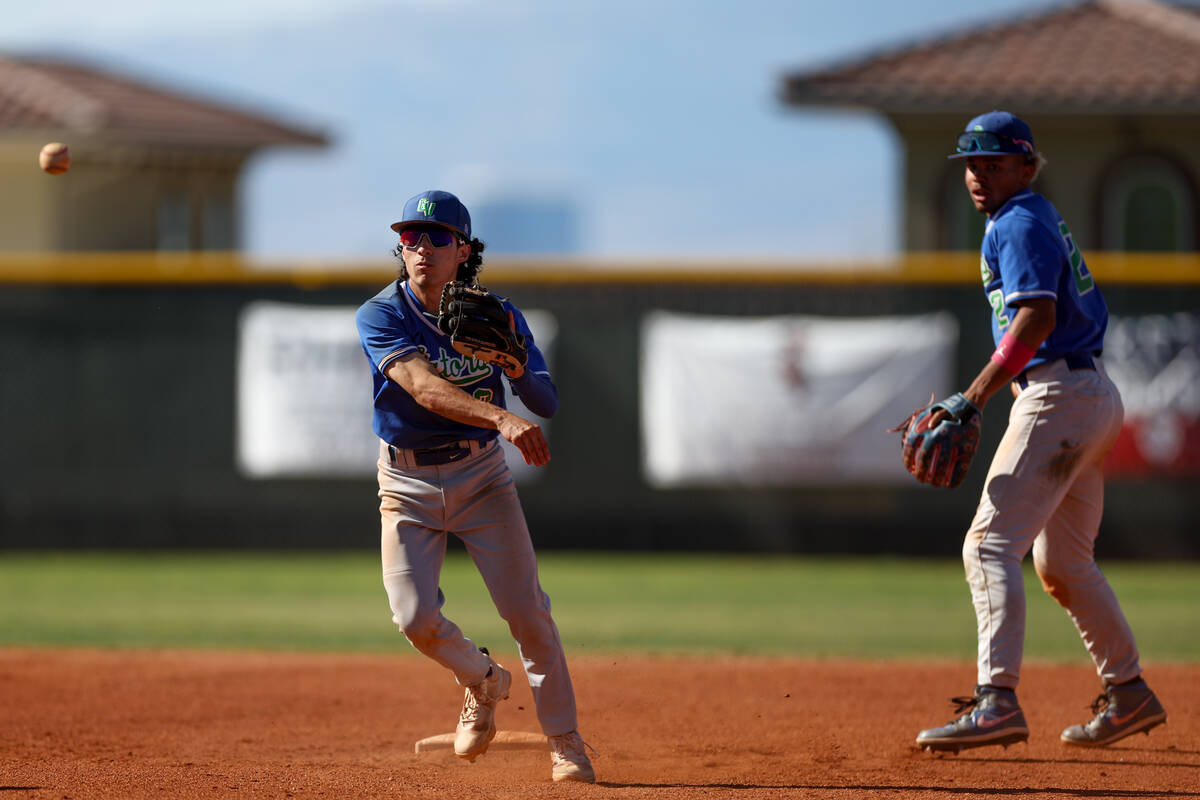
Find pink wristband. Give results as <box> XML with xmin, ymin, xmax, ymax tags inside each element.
<box><xmin>990</xmin><ymin>331</ymin><xmax>1036</xmax><ymax>375</ymax></box>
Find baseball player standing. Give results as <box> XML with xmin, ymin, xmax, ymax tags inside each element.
<box><xmin>354</xmin><ymin>190</ymin><xmax>595</xmax><ymax>783</ymax></box>
<box><xmin>915</xmin><ymin>112</ymin><xmax>1167</xmax><ymax>753</ymax></box>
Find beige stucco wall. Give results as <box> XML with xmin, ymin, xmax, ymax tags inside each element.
<box><xmin>0</xmin><ymin>135</ymin><xmax>244</xmax><ymax>251</ymax></box>
<box><xmin>0</xmin><ymin>136</ymin><xmax>63</xmax><ymax>249</ymax></box>
<box><xmin>893</xmin><ymin>113</ymin><xmax>1200</xmax><ymax>252</ymax></box>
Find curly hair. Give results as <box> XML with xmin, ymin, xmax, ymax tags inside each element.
<box><xmin>392</xmin><ymin>236</ymin><xmax>486</xmax><ymax>283</ymax></box>
<box><xmin>1027</xmin><ymin>151</ymin><xmax>1047</xmax><ymax>183</ymax></box>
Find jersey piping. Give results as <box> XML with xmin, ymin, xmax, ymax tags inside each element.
<box><xmin>1004</xmin><ymin>288</ymin><xmax>1057</xmax><ymax>303</ymax></box>
<box><xmin>401</xmin><ymin>281</ymin><xmax>447</xmax><ymax>338</ymax></box>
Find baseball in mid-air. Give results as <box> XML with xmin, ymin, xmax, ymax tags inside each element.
<box><xmin>39</xmin><ymin>142</ymin><xmax>71</xmax><ymax>175</ymax></box>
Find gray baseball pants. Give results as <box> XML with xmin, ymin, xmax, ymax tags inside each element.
<box><xmin>377</xmin><ymin>439</ymin><xmax>578</xmax><ymax>736</ymax></box>
<box><xmin>964</xmin><ymin>357</ymin><xmax>1142</xmax><ymax>690</ymax></box>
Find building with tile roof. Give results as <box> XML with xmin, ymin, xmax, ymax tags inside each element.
<box><xmin>0</xmin><ymin>54</ymin><xmax>327</xmax><ymax>252</ymax></box>
<box><xmin>781</xmin><ymin>0</ymin><xmax>1200</xmax><ymax>253</ymax></box>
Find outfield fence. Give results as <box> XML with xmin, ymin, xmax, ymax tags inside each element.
<box><xmin>1</xmin><ymin>253</ymin><xmax>1196</xmax><ymax>556</ymax></box>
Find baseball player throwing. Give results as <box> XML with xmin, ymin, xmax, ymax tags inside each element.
<box><xmin>355</xmin><ymin>190</ymin><xmax>594</xmax><ymax>783</ymax></box>
<box><xmin>914</xmin><ymin>112</ymin><xmax>1167</xmax><ymax>753</ymax></box>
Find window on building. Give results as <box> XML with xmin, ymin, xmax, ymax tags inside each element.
<box><xmin>1101</xmin><ymin>157</ymin><xmax>1196</xmax><ymax>251</ymax></box>
<box><xmin>157</xmin><ymin>190</ymin><xmax>191</xmax><ymax>251</ymax></box>
<box><xmin>203</xmin><ymin>192</ymin><xmax>236</xmax><ymax>250</ymax></box>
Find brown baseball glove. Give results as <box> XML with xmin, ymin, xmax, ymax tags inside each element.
<box><xmin>437</xmin><ymin>282</ymin><xmax>528</xmax><ymax>377</ymax></box>
<box><xmin>889</xmin><ymin>392</ymin><xmax>982</xmax><ymax>489</ymax></box>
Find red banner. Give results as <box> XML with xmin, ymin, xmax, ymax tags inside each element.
<box><xmin>1103</xmin><ymin>312</ymin><xmax>1200</xmax><ymax>478</ymax></box>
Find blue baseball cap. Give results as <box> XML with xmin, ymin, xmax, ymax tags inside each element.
<box><xmin>948</xmin><ymin>111</ymin><xmax>1036</xmax><ymax>159</ymax></box>
<box><xmin>390</xmin><ymin>190</ymin><xmax>472</xmax><ymax>238</ymax></box>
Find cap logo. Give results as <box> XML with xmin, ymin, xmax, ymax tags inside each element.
<box><xmin>973</xmin><ymin>125</ymin><xmax>984</xmax><ymax>131</ymax></box>
<box><xmin>417</xmin><ymin>198</ymin><xmax>436</xmax><ymax>217</ymax></box>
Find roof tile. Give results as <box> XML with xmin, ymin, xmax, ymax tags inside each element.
<box><xmin>0</xmin><ymin>54</ymin><xmax>327</xmax><ymax>149</ymax></box>
<box><xmin>783</xmin><ymin>0</ymin><xmax>1200</xmax><ymax>113</ymax></box>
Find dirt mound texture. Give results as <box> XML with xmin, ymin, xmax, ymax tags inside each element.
<box><xmin>2</xmin><ymin>649</ymin><xmax>1196</xmax><ymax>798</ymax></box>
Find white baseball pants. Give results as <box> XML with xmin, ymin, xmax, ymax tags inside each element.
<box><xmin>963</xmin><ymin>357</ymin><xmax>1142</xmax><ymax>690</ymax></box>
<box><xmin>377</xmin><ymin>439</ymin><xmax>578</xmax><ymax>736</ymax></box>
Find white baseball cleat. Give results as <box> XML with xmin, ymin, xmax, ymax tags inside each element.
<box><xmin>549</xmin><ymin>730</ymin><xmax>596</xmax><ymax>783</ymax></box>
<box><xmin>454</xmin><ymin>650</ymin><xmax>513</xmax><ymax>761</ymax></box>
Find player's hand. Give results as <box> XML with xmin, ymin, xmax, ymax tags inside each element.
<box><xmin>497</xmin><ymin>412</ymin><xmax>550</xmax><ymax>466</ymax></box>
<box><xmin>889</xmin><ymin>392</ymin><xmax>981</xmax><ymax>489</ymax></box>
<box><xmin>932</xmin><ymin>387</ymin><xmax>987</xmax><ymax>425</ymax></box>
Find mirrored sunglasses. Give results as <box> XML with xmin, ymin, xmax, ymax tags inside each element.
<box><xmin>955</xmin><ymin>131</ymin><xmax>1033</xmax><ymax>155</ymax></box>
<box><xmin>399</xmin><ymin>226</ymin><xmax>459</xmax><ymax>248</ymax></box>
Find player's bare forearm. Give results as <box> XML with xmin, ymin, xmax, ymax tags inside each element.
<box><xmin>385</xmin><ymin>354</ymin><xmax>550</xmax><ymax>465</ymax></box>
<box><xmin>963</xmin><ymin>299</ymin><xmax>1056</xmax><ymax>411</ymax></box>
<box><xmin>962</xmin><ymin>362</ymin><xmax>1018</xmax><ymax>411</ymax></box>
<box><xmin>386</xmin><ymin>354</ymin><xmax>512</xmax><ymax>429</ymax></box>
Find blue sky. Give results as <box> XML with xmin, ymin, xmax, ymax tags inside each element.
<box><xmin>5</xmin><ymin>0</ymin><xmax>1053</xmax><ymax>259</ymax></box>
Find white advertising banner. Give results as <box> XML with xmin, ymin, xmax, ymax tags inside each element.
<box><xmin>640</xmin><ymin>311</ymin><xmax>959</xmax><ymax>487</ymax></box>
<box><xmin>236</xmin><ymin>301</ymin><xmax>556</xmax><ymax>481</ymax></box>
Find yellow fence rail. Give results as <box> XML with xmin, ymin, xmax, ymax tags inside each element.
<box><xmin>1</xmin><ymin>251</ymin><xmax>1198</xmax><ymax>286</ymax></box>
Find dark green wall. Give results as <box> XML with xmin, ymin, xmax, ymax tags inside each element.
<box><xmin>1</xmin><ymin>279</ymin><xmax>1195</xmax><ymax>557</ymax></box>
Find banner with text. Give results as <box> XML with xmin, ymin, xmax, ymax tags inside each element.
<box><xmin>640</xmin><ymin>311</ymin><xmax>959</xmax><ymax>487</ymax></box>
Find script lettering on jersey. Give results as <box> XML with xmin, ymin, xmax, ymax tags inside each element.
<box><xmin>418</xmin><ymin>344</ymin><xmax>493</xmax><ymax>387</ymax></box>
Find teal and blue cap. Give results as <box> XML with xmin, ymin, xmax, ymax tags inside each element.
<box><xmin>390</xmin><ymin>190</ymin><xmax>472</xmax><ymax>238</ymax></box>
<box><xmin>948</xmin><ymin>111</ymin><xmax>1036</xmax><ymax>159</ymax></box>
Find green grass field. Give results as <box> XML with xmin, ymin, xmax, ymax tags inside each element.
<box><xmin>1</xmin><ymin>551</ymin><xmax>1196</xmax><ymax>662</ymax></box>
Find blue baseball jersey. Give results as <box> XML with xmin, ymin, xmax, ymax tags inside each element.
<box><xmin>355</xmin><ymin>280</ymin><xmax>554</xmax><ymax>449</ymax></box>
<box><xmin>979</xmin><ymin>189</ymin><xmax>1108</xmax><ymax>368</ymax></box>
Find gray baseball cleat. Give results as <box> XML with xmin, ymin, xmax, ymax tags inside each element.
<box><xmin>549</xmin><ymin>729</ymin><xmax>596</xmax><ymax>783</ymax></box>
<box><xmin>1061</xmin><ymin>678</ymin><xmax>1166</xmax><ymax>747</ymax></box>
<box><xmin>454</xmin><ymin>648</ymin><xmax>513</xmax><ymax>761</ymax></box>
<box><xmin>916</xmin><ymin>686</ymin><xmax>1029</xmax><ymax>754</ymax></box>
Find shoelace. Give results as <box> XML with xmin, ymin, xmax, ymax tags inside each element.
<box><xmin>460</xmin><ymin>682</ymin><xmax>491</xmax><ymax>724</ymax></box>
<box><xmin>1088</xmin><ymin>693</ymin><xmax>1111</xmax><ymax>716</ymax></box>
<box><xmin>1079</xmin><ymin>693</ymin><xmax>1117</xmax><ymax>734</ymax></box>
<box><xmin>950</xmin><ymin>695</ymin><xmax>981</xmax><ymax>715</ymax></box>
<box><xmin>550</xmin><ymin>732</ymin><xmax>599</xmax><ymax>761</ymax></box>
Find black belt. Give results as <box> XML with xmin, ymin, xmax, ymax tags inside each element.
<box><xmin>389</xmin><ymin>441</ymin><xmax>475</xmax><ymax>467</ymax></box>
<box><xmin>1015</xmin><ymin>353</ymin><xmax>1096</xmax><ymax>390</ymax></box>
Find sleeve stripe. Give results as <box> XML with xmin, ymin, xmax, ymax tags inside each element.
<box><xmin>1004</xmin><ymin>289</ymin><xmax>1057</xmax><ymax>304</ymax></box>
<box><xmin>378</xmin><ymin>346</ymin><xmax>418</xmax><ymax>371</ymax></box>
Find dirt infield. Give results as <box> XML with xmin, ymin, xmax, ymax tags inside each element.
<box><xmin>1</xmin><ymin>648</ymin><xmax>1196</xmax><ymax>799</ymax></box>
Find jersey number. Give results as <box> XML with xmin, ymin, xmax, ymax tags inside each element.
<box><xmin>1057</xmin><ymin>222</ymin><xmax>1095</xmax><ymax>295</ymax></box>
<box><xmin>979</xmin><ymin>254</ymin><xmax>994</xmax><ymax>285</ymax></box>
<box><xmin>989</xmin><ymin>289</ymin><xmax>1010</xmax><ymax>329</ymax></box>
